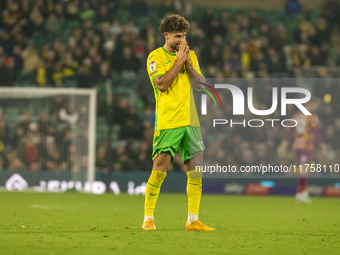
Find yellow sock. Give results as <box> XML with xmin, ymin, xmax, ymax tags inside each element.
<box><xmin>144</xmin><ymin>170</ymin><xmax>167</xmax><ymax>217</ymax></box>
<box><xmin>186</xmin><ymin>169</ymin><xmax>202</xmax><ymax>215</ymax></box>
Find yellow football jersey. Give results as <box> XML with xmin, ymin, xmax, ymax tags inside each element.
<box><xmin>147</xmin><ymin>47</ymin><xmax>202</xmax><ymax>131</ymax></box>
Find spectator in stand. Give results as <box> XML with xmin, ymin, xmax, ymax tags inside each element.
<box><xmin>322</xmin><ymin>0</ymin><xmax>340</xmax><ymax>30</ymax></box>
<box><xmin>7</xmin><ymin>150</ymin><xmax>24</xmax><ymax>171</ymax></box>
<box><xmin>27</xmin><ymin>122</ymin><xmax>40</xmax><ymax>145</ymax></box>
<box><xmin>334</xmin><ymin>119</ymin><xmax>340</xmax><ymax>149</ymax></box>
<box><xmin>78</xmin><ymin>104</ymin><xmax>89</xmax><ymax>131</ymax></box>
<box><xmin>37</xmin><ymin>112</ymin><xmax>53</xmax><ymax>136</ymax></box>
<box><xmin>12</xmin><ymin>45</ymin><xmax>23</xmax><ymax>74</ymax></box>
<box><xmin>160</xmin><ymin>0</ymin><xmax>175</xmax><ymax>16</ymax></box>
<box><xmin>285</xmin><ymin>0</ymin><xmax>302</xmax><ymax>15</ymax></box>
<box><xmin>45</xmin><ymin>125</ymin><xmax>58</xmax><ymax>146</ymax></box>
<box><xmin>314</xmin><ymin>68</ymin><xmax>331</xmax><ymax>98</ymax></box>
<box><xmin>59</xmin><ymin>129</ymin><xmax>73</xmax><ymax>163</ymax></box>
<box><xmin>0</xmin><ymin>46</ymin><xmax>5</xmax><ymax>66</ymax></box>
<box><xmin>136</xmin><ymin>151</ymin><xmax>152</xmax><ymax>171</ymax></box>
<box><xmin>226</xmin><ymin>52</ymin><xmax>242</xmax><ymax>74</ymax></box>
<box><xmin>54</xmin><ymin>2</ymin><xmax>65</xmax><ymax>21</ymax></box>
<box><xmin>109</xmin><ymin>19</ymin><xmax>122</xmax><ymax>37</ymax></box>
<box><xmin>63</xmin><ymin>52</ymin><xmax>79</xmax><ymax>78</ymax></box>
<box><xmin>119</xmin><ymin>107</ymin><xmax>144</xmax><ymax>140</ymax></box>
<box><xmin>269</xmin><ymin>53</ymin><xmax>284</xmax><ymax>73</ymax></box>
<box><xmin>112</xmin><ymin>46</ymin><xmax>140</xmax><ymax>74</ymax></box>
<box><xmin>97</xmin><ymin>141</ymin><xmax>110</xmax><ymax>172</ymax></box>
<box><xmin>3</xmin><ymin>2</ymin><xmax>22</xmax><ymax>29</ymax></box>
<box><xmin>0</xmin><ymin>32</ymin><xmax>14</xmax><ymax>54</ymax></box>
<box><xmin>50</xmin><ymin>95</ymin><xmax>65</xmax><ymax>116</ymax></box>
<box><xmin>21</xmin><ymin>46</ymin><xmax>40</xmax><ymax>74</ymax></box>
<box><xmin>174</xmin><ymin>0</ymin><xmax>192</xmax><ymax>18</ymax></box>
<box><xmin>201</xmin><ymin>7</ymin><xmax>214</xmax><ymax>33</ymax></box>
<box><xmin>90</xmin><ymin>50</ymin><xmax>102</xmax><ymax>81</ymax></box>
<box><xmin>186</xmin><ymin>21</ymin><xmax>204</xmax><ymax>49</ymax></box>
<box><xmin>24</xmin><ymin>136</ymin><xmax>39</xmax><ymax>167</ymax></box>
<box><xmin>77</xmin><ymin>60</ymin><xmax>93</xmax><ymax>88</ymax></box>
<box><xmin>44</xmin><ymin>139</ymin><xmax>61</xmax><ymax>170</ymax></box>
<box><xmin>130</xmin><ymin>0</ymin><xmax>148</xmax><ymax>17</ymax></box>
<box><xmin>308</xmin><ymin>46</ymin><xmax>325</xmax><ymax>65</ymax></box>
<box><xmin>11</xmin><ymin>127</ymin><xmax>25</xmax><ymax>149</ymax></box>
<box><xmin>34</xmin><ymin>60</ymin><xmax>50</xmax><ymax>86</ymax></box>
<box><xmin>41</xmin><ymin>44</ymin><xmax>51</xmax><ymax>61</ymax></box>
<box><xmin>0</xmin><ymin>157</ymin><xmax>4</xmax><ymax>171</ymax></box>
<box><xmin>17</xmin><ymin>112</ymin><xmax>31</xmax><ymax>135</ymax></box>
<box><xmin>315</xmin><ymin>17</ymin><xmax>331</xmax><ymax>44</ymax></box>
<box><xmin>97</xmin><ymin>62</ymin><xmax>111</xmax><ymax>85</ymax></box>
<box><xmin>0</xmin><ymin>118</ymin><xmax>9</xmax><ymax>152</ymax></box>
<box><xmin>207</xmin><ymin>45</ymin><xmax>223</xmax><ymax>67</ymax></box>
<box><xmin>249</xmin><ymin>9</ymin><xmax>263</xmax><ymax>33</ymax></box>
<box><xmin>112</xmin><ymin>98</ymin><xmax>130</xmax><ymax>125</ymax></box>
<box><xmin>80</xmin><ymin>1</ymin><xmax>96</xmax><ymax>21</ymax></box>
<box><xmin>96</xmin><ymin>4</ymin><xmax>112</xmax><ymax>27</ymax></box>
<box><xmin>52</xmin><ymin>62</ymin><xmax>64</xmax><ymax>87</ymax></box>
<box><xmin>102</xmin><ymin>40</ymin><xmax>115</xmax><ymax>65</ymax></box>
<box><xmin>29</xmin><ymin>6</ymin><xmax>44</xmax><ymax>33</ymax></box>
<box><xmin>44</xmin><ymin>12</ymin><xmax>62</xmax><ymax>35</ymax></box>
<box><xmin>0</xmin><ymin>57</ymin><xmax>16</xmax><ymax>86</ymax></box>
<box><xmin>65</xmin><ymin>0</ymin><xmax>80</xmax><ymax>21</ymax></box>
<box><xmin>58</xmin><ymin>102</ymin><xmax>79</xmax><ymax>127</ymax></box>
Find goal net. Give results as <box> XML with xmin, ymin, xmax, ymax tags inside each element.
<box><xmin>0</xmin><ymin>87</ymin><xmax>96</xmax><ymax>190</ymax></box>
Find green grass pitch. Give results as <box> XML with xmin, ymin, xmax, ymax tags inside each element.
<box><xmin>1</xmin><ymin>192</ymin><xmax>339</xmax><ymax>255</ymax></box>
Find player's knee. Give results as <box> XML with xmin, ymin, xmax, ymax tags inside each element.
<box><xmin>184</xmin><ymin>151</ymin><xmax>203</xmax><ymax>171</ymax></box>
<box><xmin>153</xmin><ymin>152</ymin><xmax>172</xmax><ymax>171</ymax></box>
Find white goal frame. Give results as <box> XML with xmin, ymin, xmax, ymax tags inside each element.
<box><xmin>0</xmin><ymin>87</ymin><xmax>97</xmax><ymax>184</ymax></box>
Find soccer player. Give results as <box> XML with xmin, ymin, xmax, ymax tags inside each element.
<box><xmin>277</xmin><ymin>98</ymin><xmax>327</xmax><ymax>203</ymax></box>
<box><xmin>142</xmin><ymin>14</ymin><xmax>215</xmax><ymax>231</ymax></box>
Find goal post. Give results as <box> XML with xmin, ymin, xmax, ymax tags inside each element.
<box><xmin>0</xmin><ymin>87</ymin><xmax>97</xmax><ymax>186</ymax></box>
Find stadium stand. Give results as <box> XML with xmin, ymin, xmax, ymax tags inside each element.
<box><xmin>0</xmin><ymin>0</ymin><xmax>339</xmax><ymax>172</ymax></box>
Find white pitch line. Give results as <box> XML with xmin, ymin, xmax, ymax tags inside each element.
<box><xmin>30</xmin><ymin>204</ymin><xmax>62</xmax><ymax>209</ymax></box>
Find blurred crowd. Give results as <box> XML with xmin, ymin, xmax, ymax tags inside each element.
<box><xmin>0</xmin><ymin>96</ymin><xmax>89</xmax><ymax>171</ymax></box>
<box><xmin>0</xmin><ymin>0</ymin><xmax>340</xmax><ymax>172</ymax></box>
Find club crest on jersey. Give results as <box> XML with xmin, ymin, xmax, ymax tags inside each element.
<box><xmin>149</xmin><ymin>60</ymin><xmax>156</xmax><ymax>71</ymax></box>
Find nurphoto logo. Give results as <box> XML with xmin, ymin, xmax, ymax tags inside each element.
<box><xmin>197</xmin><ymin>81</ymin><xmax>312</xmax><ymax>128</ymax></box>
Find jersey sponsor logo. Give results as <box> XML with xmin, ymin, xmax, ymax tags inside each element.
<box><xmin>150</xmin><ymin>70</ymin><xmax>158</xmax><ymax>76</ymax></box>
<box><xmin>149</xmin><ymin>60</ymin><xmax>156</xmax><ymax>71</ymax></box>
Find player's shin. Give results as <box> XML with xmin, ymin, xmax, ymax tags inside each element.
<box><xmin>297</xmin><ymin>176</ymin><xmax>308</xmax><ymax>193</ymax></box>
<box><xmin>144</xmin><ymin>170</ymin><xmax>167</xmax><ymax>221</ymax></box>
<box><xmin>186</xmin><ymin>169</ymin><xmax>202</xmax><ymax>224</ymax></box>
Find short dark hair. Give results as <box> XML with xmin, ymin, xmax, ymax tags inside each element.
<box><xmin>159</xmin><ymin>14</ymin><xmax>190</xmax><ymax>34</ymax></box>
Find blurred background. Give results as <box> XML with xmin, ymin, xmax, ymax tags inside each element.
<box><xmin>0</xmin><ymin>0</ymin><xmax>339</xmax><ymax>190</ymax></box>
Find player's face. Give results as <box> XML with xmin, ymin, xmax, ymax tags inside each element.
<box><xmin>165</xmin><ymin>31</ymin><xmax>187</xmax><ymax>51</ymax></box>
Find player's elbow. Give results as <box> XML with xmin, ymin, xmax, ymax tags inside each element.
<box><xmin>156</xmin><ymin>85</ymin><xmax>167</xmax><ymax>92</ymax></box>
<box><xmin>154</xmin><ymin>78</ymin><xmax>168</xmax><ymax>92</ymax></box>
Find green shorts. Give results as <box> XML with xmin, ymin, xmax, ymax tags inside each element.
<box><xmin>152</xmin><ymin>126</ymin><xmax>204</xmax><ymax>163</ymax></box>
